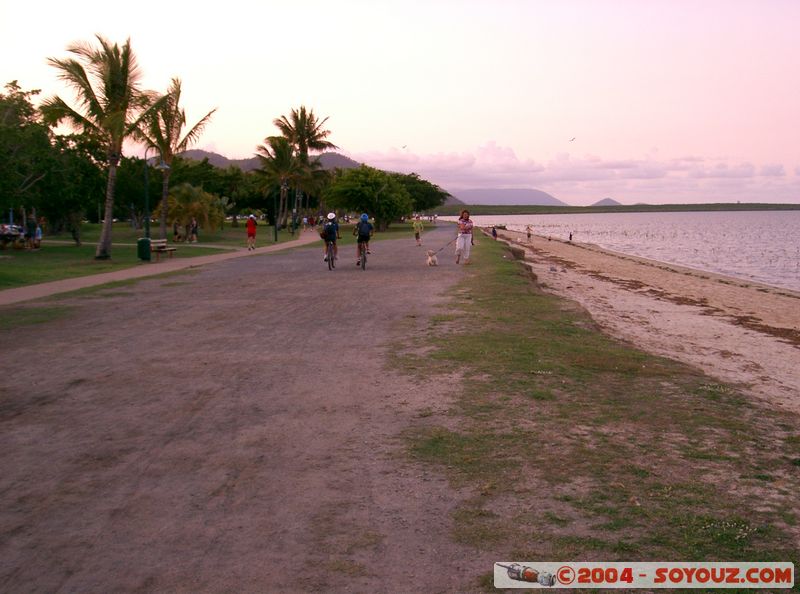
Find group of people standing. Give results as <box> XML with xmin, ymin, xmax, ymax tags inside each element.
<box><xmin>25</xmin><ymin>215</ymin><xmax>43</xmax><ymax>250</ymax></box>
<box><xmin>172</xmin><ymin>218</ymin><xmax>199</xmax><ymax>243</ymax></box>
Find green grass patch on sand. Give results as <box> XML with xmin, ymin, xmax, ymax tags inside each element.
<box><xmin>398</xmin><ymin>237</ymin><xmax>800</xmax><ymax>587</ymax></box>
<box><xmin>0</xmin><ymin>304</ymin><xmax>74</xmax><ymax>330</ymax></box>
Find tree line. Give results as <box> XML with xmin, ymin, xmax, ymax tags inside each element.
<box><xmin>1</xmin><ymin>35</ymin><xmax>449</xmax><ymax>259</ymax></box>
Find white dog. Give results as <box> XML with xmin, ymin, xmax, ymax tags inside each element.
<box><xmin>426</xmin><ymin>250</ymin><xmax>439</xmax><ymax>266</ymax></box>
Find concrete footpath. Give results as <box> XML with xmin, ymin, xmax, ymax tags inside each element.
<box><xmin>0</xmin><ymin>233</ymin><xmax>320</xmax><ymax>306</ymax></box>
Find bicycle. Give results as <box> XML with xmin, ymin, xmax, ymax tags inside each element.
<box><xmin>326</xmin><ymin>240</ymin><xmax>336</xmax><ymax>270</ymax></box>
<box><xmin>359</xmin><ymin>241</ymin><xmax>367</xmax><ymax>270</ymax></box>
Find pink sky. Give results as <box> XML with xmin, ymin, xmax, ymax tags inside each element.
<box><xmin>2</xmin><ymin>0</ymin><xmax>798</xmax><ymax>205</ymax></box>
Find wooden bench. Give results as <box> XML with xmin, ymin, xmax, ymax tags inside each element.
<box><xmin>150</xmin><ymin>238</ymin><xmax>177</xmax><ymax>262</ymax></box>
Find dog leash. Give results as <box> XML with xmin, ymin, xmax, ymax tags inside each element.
<box><xmin>430</xmin><ymin>236</ymin><xmax>458</xmax><ymax>255</ymax></box>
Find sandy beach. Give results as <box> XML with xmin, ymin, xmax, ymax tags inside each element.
<box><xmin>496</xmin><ymin>229</ymin><xmax>800</xmax><ymax>415</ymax></box>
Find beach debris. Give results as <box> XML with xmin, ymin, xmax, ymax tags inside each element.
<box><xmin>549</xmin><ymin>266</ymin><xmax>558</xmax><ymax>272</ymax></box>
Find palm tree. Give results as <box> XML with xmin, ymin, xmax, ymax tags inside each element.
<box><xmin>255</xmin><ymin>136</ymin><xmax>304</xmax><ymax>228</ymax></box>
<box><xmin>273</xmin><ymin>106</ymin><xmax>337</xmax><ymax>219</ymax></box>
<box><xmin>158</xmin><ymin>183</ymin><xmax>224</xmax><ymax>233</ymax></box>
<box><xmin>296</xmin><ymin>158</ymin><xmax>330</xmax><ymax>213</ymax></box>
<box><xmin>140</xmin><ymin>78</ymin><xmax>216</xmax><ymax>239</ymax></box>
<box><xmin>273</xmin><ymin>106</ymin><xmax>337</xmax><ymax>162</ymax></box>
<box><xmin>41</xmin><ymin>35</ymin><xmax>164</xmax><ymax>259</ymax></box>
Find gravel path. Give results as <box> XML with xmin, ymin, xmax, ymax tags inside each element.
<box><xmin>0</xmin><ymin>226</ymin><xmax>495</xmax><ymax>592</ymax></box>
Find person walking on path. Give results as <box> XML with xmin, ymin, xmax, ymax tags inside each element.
<box><xmin>526</xmin><ymin>225</ymin><xmax>532</xmax><ymax>241</ymax></box>
<box><xmin>246</xmin><ymin>215</ymin><xmax>258</xmax><ymax>250</ymax></box>
<box><xmin>412</xmin><ymin>216</ymin><xmax>424</xmax><ymax>246</ymax></box>
<box><xmin>455</xmin><ymin>209</ymin><xmax>474</xmax><ymax>264</ymax></box>
<box><xmin>491</xmin><ymin>226</ymin><xmax>498</xmax><ymax>240</ymax></box>
<box><xmin>189</xmin><ymin>217</ymin><xmax>199</xmax><ymax>243</ymax></box>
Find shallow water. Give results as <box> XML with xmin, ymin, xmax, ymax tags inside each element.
<box><xmin>444</xmin><ymin>211</ymin><xmax>800</xmax><ymax>292</ymax></box>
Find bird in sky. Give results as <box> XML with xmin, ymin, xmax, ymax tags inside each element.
<box><xmin>402</xmin><ymin>145</ymin><xmax>407</xmax><ymax>149</ymax></box>
<box><xmin>569</xmin><ymin>137</ymin><xmax>576</xmax><ymax>142</ymax></box>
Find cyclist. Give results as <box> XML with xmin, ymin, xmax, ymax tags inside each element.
<box><xmin>321</xmin><ymin>212</ymin><xmax>340</xmax><ymax>261</ymax></box>
<box><xmin>353</xmin><ymin>213</ymin><xmax>374</xmax><ymax>266</ymax></box>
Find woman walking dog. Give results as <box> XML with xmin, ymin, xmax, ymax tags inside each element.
<box><xmin>455</xmin><ymin>209</ymin><xmax>473</xmax><ymax>264</ymax></box>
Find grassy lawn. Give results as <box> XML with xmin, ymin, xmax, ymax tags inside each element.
<box><xmin>397</xmin><ymin>238</ymin><xmax>800</xmax><ymax>590</ymax></box>
<box><xmin>0</xmin><ymin>243</ymin><xmax>223</xmax><ymax>289</ymax></box>
<box><xmin>50</xmin><ymin>221</ymin><xmax>292</xmax><ymax>248</ymax></box>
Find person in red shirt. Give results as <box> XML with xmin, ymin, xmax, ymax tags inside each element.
<box><xmin>246</xmin><ymin>215</ymin><xmax>258</xmax><ymax>250</ymax></box>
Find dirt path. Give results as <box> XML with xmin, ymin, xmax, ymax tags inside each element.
<box><xmin>0</xmin><ymin>227</ymin><xmax>494</xmax><ymax>592</ymax></box>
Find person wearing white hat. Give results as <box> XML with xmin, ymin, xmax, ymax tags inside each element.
<box><xmin>321</xmin><ymin>212</ymin><xmax>340</xmax><ymax>261</ymax></box>
<box><xmin>246</xmin><ymin>214</ymin><xmax>258</xmax><ymax>250</ymax></box>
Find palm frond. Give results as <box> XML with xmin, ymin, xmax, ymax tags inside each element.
<box><xmin>177</xmin><ymin>108</ymin><xmax>216</xmax><ymax>153</ymax></box>
<box><xmin>46</xmin><ymin>57</ymin><xmax>103</xmax><ymax>117</ymax></box>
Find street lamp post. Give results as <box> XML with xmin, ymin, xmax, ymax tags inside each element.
<box><xmin>143</xmin><ymin>146</ymin><xmax>154</xmax><ymax>239</ymax></box>
<box><xmin>274</xmin><ymin>185</ymin><xmax>280</xmax><ymax>243</ymax></box>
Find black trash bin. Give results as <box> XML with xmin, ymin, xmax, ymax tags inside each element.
<box><xmin>137</xmin><ymin>237</ymin><xmax>151</xmax><ymax>261</ymax></box>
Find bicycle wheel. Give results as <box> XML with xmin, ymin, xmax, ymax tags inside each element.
<box><xmin>328</xmin><ymin>242</ymin><xmax>335</xmax><ymax>270</ymax></box>
<box><xmin>361</xmin><ymin>243</ymin><xmax>367</xmax><ymax>270</ymax></box>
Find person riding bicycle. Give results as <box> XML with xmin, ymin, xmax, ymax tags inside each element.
<box><xmin>321</xmin><ymin>212</ymin><xmax>340</xmax><ymax>261</ymax></box>
<box><xmin>353</xmin><ymin>213</ymin><xmax>374</xmax><ymax>266</ymax></box>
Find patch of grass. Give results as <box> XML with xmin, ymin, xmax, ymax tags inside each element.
<box><xmin>343</xmin><ymin>530</ymin><xmax>383</xmax><ymax>554</ymax></box>
<box><xmin>0</xmin><ymin>304</ymin><xmax>73</xmax><ymax>329</ymax></box>
<box><xmin>476</xmin><ymin>571</ymin><xmax>495</xmax><ymax>592</ymax></box>
<box><xmin>323</xmin><ymin>559</ymin><xmax>368</xmax><ymax>577</ymax></box>
<box><xmin>40</xmin><ymin>269</ymin><xmax>201</xmax><ymax>300</ymax></box>
<box><xmin>542</xmin><ymin>512</ymin><xmax>571</xmax><ymax>526</ymax></box>
<box><xmin>400</xmin><ymin>237</ymin><xmax>800</xmax><ymax>572</ymax></box>
<box><xmin>0</xmin><ymin>243</ymin><xmax>224</xmax><ymax>289</ymax></box>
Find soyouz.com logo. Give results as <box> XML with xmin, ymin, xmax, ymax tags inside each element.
<box><xmin>494</xmin><ymin>562</ymin><xmax>795</xmax><ymax>589</ymax></box>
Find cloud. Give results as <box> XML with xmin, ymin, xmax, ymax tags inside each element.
<box><xmin>349</xmin><ymin>144</ymin><xmax>795</xmax><ymax>204</ymax></box>
<box><xmin>760</xmin><ymin>164</ymin><xmax>785</xmax><ymax>177</ymax></box>
<box><xmin>688</xmin><ymin>162</ymin><xmax>756</xmax><ymax>179</ymax></box>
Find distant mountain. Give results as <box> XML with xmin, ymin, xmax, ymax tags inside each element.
<box><xmin>317</xmin><ymin>152</ymin><xmax>362</xmax><ymax>170</ymax></box>
<box><xmin>592</xmin><ymin>197</ymin><xmax>622</xmax><ymax>206</ymax></box>
<box><xmin>454</xmin><ymin>188</ymin><xmax>566</xmax><ymax>206</ymax></box>
<box><xmin>179</xmin><ymin>149</ymin><xmax>361</xmax><ymax>172</ymax></box>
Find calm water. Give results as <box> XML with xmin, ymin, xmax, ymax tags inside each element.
<box><xmin>443</xmin><ymin>211</ymin><xmax>800</xmax><ymax>292</ymax></box>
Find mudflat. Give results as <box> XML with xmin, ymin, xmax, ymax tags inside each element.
<box><xmin>0</xmin><ymin>226</ymin><xmax>492</xmax><ymax>592</ymax></box>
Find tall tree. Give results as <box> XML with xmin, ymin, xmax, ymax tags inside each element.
<box><xmin>255</xmin><ymin>136</ymin><xmax>304</xmax><ymax>228</ymax></box>
<box><xmin>273</xmin><ymin>106</ymin><xmax>337</xmax><ymax>217</ymax></box>
<box><xmin>324</xmin><ymin>165</ymin><xmax>412</xmax><ymax>231</ymax></box>
<box><xmin>391</xmin><ymin>172</ymin><xmax>451</xmax><ymax>212</ymax></box>
<box><xmin>0</xmin><ymin>81</ymin><xmax>53</xmax><ymax>214</ymax></box>
<box><xmin>41</xmin><ymin>35</ymin><xmax>164</xmax><ymax>259</ymax></box>
<box><xmin>140</xmin><ymin>77</ymin><xmax>216</xmax><ymax>239</ymax></box>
